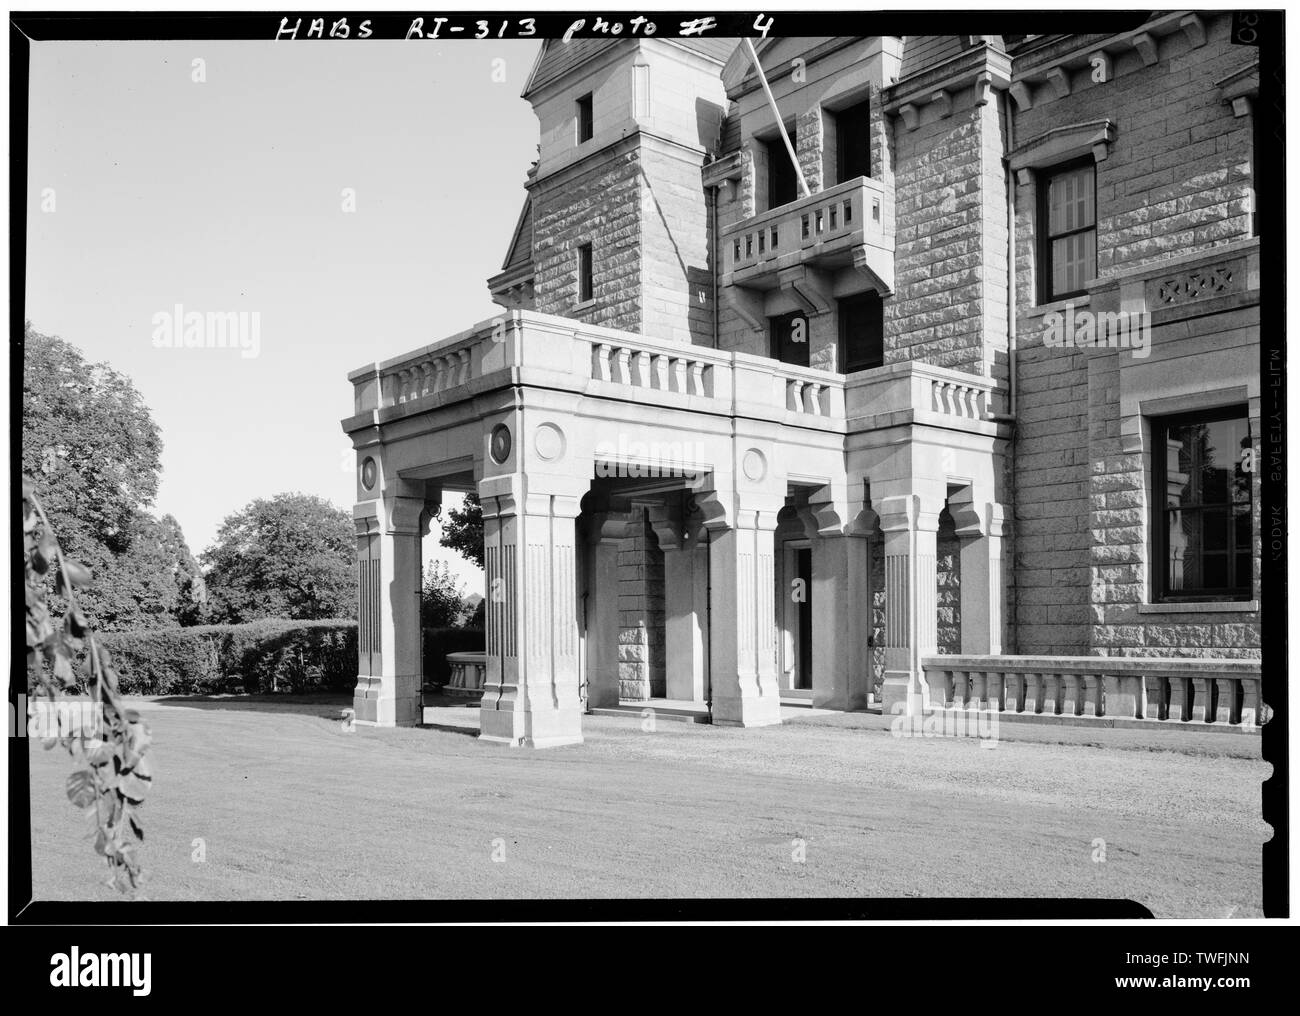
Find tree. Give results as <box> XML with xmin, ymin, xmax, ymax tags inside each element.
<box><xmin>23</xmin><ymin>324</ymin><xmax>203</xmax><ymax>632</ymax></box>
<box><xmin>22</xmin><ymin>323</ymin><xmax>163</xmax><ymax>558</ymax></box>
<box><xmin>421</xmin><ymin>561</ymin><xmax>469</xmax><ymax>629</ymax></box>
<box><xmin>202</xmin><ymin>493</ymin><xmax>356</xmax><ymax>623</ymax></box>
<box><xmin>434</xmin><ymin>492</ymin><xmax>484</xmax><ymax>569</ymax></box>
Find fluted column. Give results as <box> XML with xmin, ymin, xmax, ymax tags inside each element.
<box><xmin>479</xmin><ymin>487</ymin><xmax>584</xmax><ymax>748</ymax></box>
<box><xmin>352</xmin><ymin>495</ymin><xmax>426</xmax><ymax>727</ymax></box>
<box><xmin>706</xmin><ymin>506</ymin><xmax>782</xmax><ymax>727</ymax></box>
<box><xmin>878</xmin><ymin>493</ymin><xmax>943</xmax><ymax>716</ymax></box>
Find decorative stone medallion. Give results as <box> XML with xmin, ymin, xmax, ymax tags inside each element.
<box><xmin>534</xmin><ymin>422</ymin><xmax>566</xmax><ymax>462</ymax></box>
<box><xmin>360</xmin><ymin>456</ymin><xmax>377</xmax><ymax>491</ymax></box>
<box><xmin>490</xmin><ymin>423</ymin><xmax>512</xmax><ymax>465</ymax></box>
<box><xmin>742</xmin><ymin>448</ymin><xmax>767</xmax><ymax>482</ymax></box>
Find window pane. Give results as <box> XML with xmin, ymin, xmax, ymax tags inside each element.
<box><xmin>1048</xmin><ymin>165</ymin><xmax>1095</xmax><ymax>235</ymax></box>
<box><xmin>1051</xmin><ymin>229</ymin><xmax>1095</xmax><ymax>295</ymax></box>
<box><xmin>1158</xmin><ymin>408</ymin><xmax>1253</xmax><ymax>599</ymax></box>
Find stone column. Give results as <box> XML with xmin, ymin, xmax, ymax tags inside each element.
<box><xmin>651</xmin><ymin>505</ymin><xmax>706</xmax><ymax>703</ymax></box>
<box><xmin>352</xmin><ymin>495</ymin><xmax>425</xmax><ymax>727</ymax></box>
<box><xmin>705</xmin><ymin>507</ymin><xmax>783</xmax><ymax>727</ymax></box>
<box><xmin>950</xmin><ymin>491</ymin><xmax>1008</xmax><ymax>655</ymax></box>
<box><xmin>805</xmin><ymin>487</ymin><xmax>871</xmax><ymax>711</ymax></box>
<box><xmin>478</xmin><ymin>486</ymin><xmax>584</xmax><ymax>748</ymax></box>
<box><xmin>583</xmin><ymin>512</ymin><xmax>626</xmax><ymax>709</ymax></box>
<box><xmin>879</xmin><ymin>493</ymin><xmax>943</xmax><ymax>716</ymax></box>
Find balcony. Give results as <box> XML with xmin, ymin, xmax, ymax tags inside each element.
<box><xmin>720</xmin><ymin>176</ymin><xmax>894</xmax><ymax>328</ymax></box>
<box><xmin>344</xmin><ymin>311</ymin><xmax>1002</xmax><ymax>444</ymax></box>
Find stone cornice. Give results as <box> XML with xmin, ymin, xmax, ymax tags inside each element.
<box><xmin>882</xmin><ymin>42</ymin><xmax>1011</xmax><ymax>117</ymax></box>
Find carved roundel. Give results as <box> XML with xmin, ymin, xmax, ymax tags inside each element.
<box><xmin>360</xmin><ymin>456</ymin><xmax>377</xmax><ymax>491</ymax></box>
<box><xmin>490</xmin><ymin>423</ymin><xmax>512</xmax><ymax>465</ymax></box>
<box><xmin>534</xmin><ymin>422</ymin><xmax>566</xmax><ymax>462</ymax></box>
<box><xmin>742</xmin><ymin>448</ymin><xmax>767</xmax><ymax>482</ymax></box>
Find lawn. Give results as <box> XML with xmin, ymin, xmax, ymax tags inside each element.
<box><xmin>26</xmin><ymin>695</ymin><xmax>1269</xmax><ymax>917</ymax></box>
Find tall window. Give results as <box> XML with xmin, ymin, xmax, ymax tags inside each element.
<box><xmin>765</xmin><ymin>126</ymin><xmax>799</xmax><ymax>210</ymax></box>
<box><xmin>1039</xmin><ymin>160</ymin><xmax>1096</xmax><ymax>301</ymax></box>
<box><xmin>576</xmin><ymin>92</ymin><xmax>594</xmax><ymax>143</ymax></box>
<box><xmin>838</xmin><ymin>292</ymin><xmax>883</xmax><ymax>373</ymax></box>
<box><xmin>577</xmin><ymin>243</ymin><xmax>593</xmax><ymax>302</ymax></box>
<box><xmin>1153</xmin><ymin>407</ymin><xmax>1253</xmax><ymax>601</ymax></box>
<box><xmin>768</xmin><ymin>311</ymin><xmax>809</xmax><ymax>367</ymax></box>
<box><xmin>835</xmin><ymin>99</ymin><xmax>872</xmax><ymax>183</ymax></box>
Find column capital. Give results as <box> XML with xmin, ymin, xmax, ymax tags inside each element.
<box><xmin>646</xmin><ymin>502</ymin><xmax>684</xmax><ymax>550</ymax></box>
<box><xmin>949</xmin><ymin>488</ymin><xmax>1009</xmax><ymax>539</ymax></box>
<box><xmin>585</xmin><ymin>511</ymin><xmax>629</xmax><ymax>545</ymax></box>
<box><xmin>385</xmin><ymin>494</ymin><xmax>428</xmax><ymax>535</ymax></box>
<box><xmin>877</xmin><ymin>493</ymin><xmax>943</xmax><ymax>535</ymax></box>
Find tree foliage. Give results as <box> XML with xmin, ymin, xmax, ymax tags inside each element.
<box><xmin>421</xmin><ymin>561</ymin><xmax>469</xmax><ymax>629</ymax></box>
<box><xmin>434</xmin><ymin>492</ymin><xmax>484</xmax><ymax>569</ymax></box>
<box><xmin>24</xmin><ymin>477</ymin><xmax>152</xmax><ymax>895</ymax></box>
<box><xmin>22</xmin><ymin>323</ymin><xmax>163</xmax><ymax>557</ymax></box>
<box><xmin>23</xmin><ymin>324</ymin><xmax>203</xmax><ymax>631</ymax></box>
<box><xmin>202</xmin><ymin>493</ymin><xmax>356</xmax><ymax>623</ymax></box>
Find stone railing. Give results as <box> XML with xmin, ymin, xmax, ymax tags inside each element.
<box><xmin>347</xmin><ymin>312</ymin><xmax>1001</xmax><ymax>440</ymax></box>
<box><xmin>723</xmin><ymin>176</ymin><xmax>888</xmax><ymax>274</ymax></box>
<box><xmin>444</xmin><ymin>652</ymin><xmax>488</xmax><ymax>697</ymax></box>
<box><xmin>588</xmin><ymin>335</ymin><xmax>720</xmax><ymax>400</ymax></box>
<box><xmin>846</xmin><ymin>361</ymin><xmax>1002</xmax><ymax>431</ymax></box>
<box><xmin>921</xmin><ymin>655</ymin><xmax>1262</xmax><ymax>729</ymax></box>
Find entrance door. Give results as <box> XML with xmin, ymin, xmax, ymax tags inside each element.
<box><xmin>796</xmin><ymin>547</ymin><xmax>813</xmax><ymax>690</ymax></box>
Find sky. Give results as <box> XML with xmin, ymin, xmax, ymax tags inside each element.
<box><xmin>25</xmin><ymin>39</ymin><xmax>543</xmax><ymax>589</ymax></box>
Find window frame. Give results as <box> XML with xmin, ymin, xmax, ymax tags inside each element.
<box><xmin>767</xmin><ymin>310</ymin><xmax>809</xmax><ymax>368</ymax></box>
<box><xmin>764</xmin><ymin>125</ymin><xmax>799</xmax><ymax>212</ymax></box>
<box><xmin>837</xmin><ymin>291</ymin><xmax>883</xmax><ymax>374</ymax></box>
<box><xmin>1151</xmin><ymin>404</ymin><xmax>1254</xmax><ymax>603</ymax></box>
<box><xmin>576</xmin><ymin>242</ymin><xmax>594</xmax><ymax>303</ymax></box>
<box><xmin>1037</xmin><ymin>156</ymin><xmax>1098</xmax><ymax>303</ymax></box>
<box><xmin>834</xmin><ymin>98</ymin><xmax>873</xmax><ymax>185</ymax></box>
<box><xmin>576</xmin><ymin>92</ymin><xmax>594</xmax><ymax>144</ymax></box>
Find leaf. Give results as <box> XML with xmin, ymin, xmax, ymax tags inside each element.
<box><xmin>52</xmin><ymin>654</ymin><xmax>75</xmax><ymax>688</ymax></box>
<box><xmin>128</xmin><ymin>815</ymin><xmax>145</xmax><ymax>842</ymax></box>
<box><xmin>63</xmin><ymin>560</ymin><xmax>93</xmax><ymax>588</ymax></box>
<box><xmin>66</xmin><ymin>770</ymin><xmax>96</xmax><ymax>809</ymax></box>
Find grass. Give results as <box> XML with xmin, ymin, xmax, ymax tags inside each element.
<box><xmin>26</xmin><ymin>693</ymin><xmax>1269</xmax><ymax>917</ymax></box>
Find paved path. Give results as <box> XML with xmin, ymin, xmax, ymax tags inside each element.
<box><xmin>26</xmin><ymin>695</ymin><xmax>1268</xmax><ymax>916</ymax></box>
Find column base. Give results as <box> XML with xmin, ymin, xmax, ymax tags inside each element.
<box><xmin>881</xmin><ymin>671</ymin><xmax>925</xmax><ymax>716</ymax></box>
<box><xmin>353</xmin><ymin>674</ymin><xmax>421</xmax><ymax>727</ymax></box>
<box><xmin>711</xmin><ymin>692</ymin><xmax>782</xmax><ymax>727</ymax></box>
<box><xmin>479</xmin><ymin>704</ymin><xmax>584</xmax><ymax>748</ymax></box>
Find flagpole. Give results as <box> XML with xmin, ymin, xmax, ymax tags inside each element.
<box><xmin>744</xmin><ymin>37</ymin><xmax>810</xmax><ymax>199</ymax></box>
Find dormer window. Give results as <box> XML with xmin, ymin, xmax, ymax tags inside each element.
<box><xmin>576</xmin><ymin>93</ymin><xmax>594</xmax><ymax>144</ymax></box>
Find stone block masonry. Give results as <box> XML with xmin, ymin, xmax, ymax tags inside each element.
<box><xmin>532</xmin><ymin>143</ymin><xmax>643</xmax><ymax>333</ymax></box>
<box><xmin>886</xmin><ymin>88</ymin><xmax>1008</xmax><ymax>378</ymax></box>
<box><xmin>618</xmin><ymin>510</ymin><xmax>666</xmax><ymax>700</ymax></box>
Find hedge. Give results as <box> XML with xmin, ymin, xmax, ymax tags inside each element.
<box><xmin>98</xmin><ymin>619</ymin><xmax>358</xmax><ymax>696</ymax></box>
<box><xmin>421</xmin><ymin>627</ymin><xmax>486</xmax><ymax>687</ymax></box>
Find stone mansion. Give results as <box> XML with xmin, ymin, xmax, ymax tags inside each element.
<box><xmin>344</xmin><ymin>19</ymin><xmax>1262</xmax><ymax>745</ymax></box>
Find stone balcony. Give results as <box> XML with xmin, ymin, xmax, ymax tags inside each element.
<box><xmin>719</xmin><ymin>176</ymin><xmax>895</xmax><ymax>327</ymax></box>
<box><xmin>343</xmin><ymin>311</ymin><xmax>1002</xmax><ymax>441</ymax></box>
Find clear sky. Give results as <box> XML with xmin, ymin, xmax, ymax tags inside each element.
<box><xmin>25</xmin><ymin>39</ymin><xmax>543</xmax><ymax>589</ymax></box>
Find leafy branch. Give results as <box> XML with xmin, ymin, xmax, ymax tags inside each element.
<box><xmin>24</xmin><ymin>475</ymin><xmax>152</xmax><ymax>894</ymax></box>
